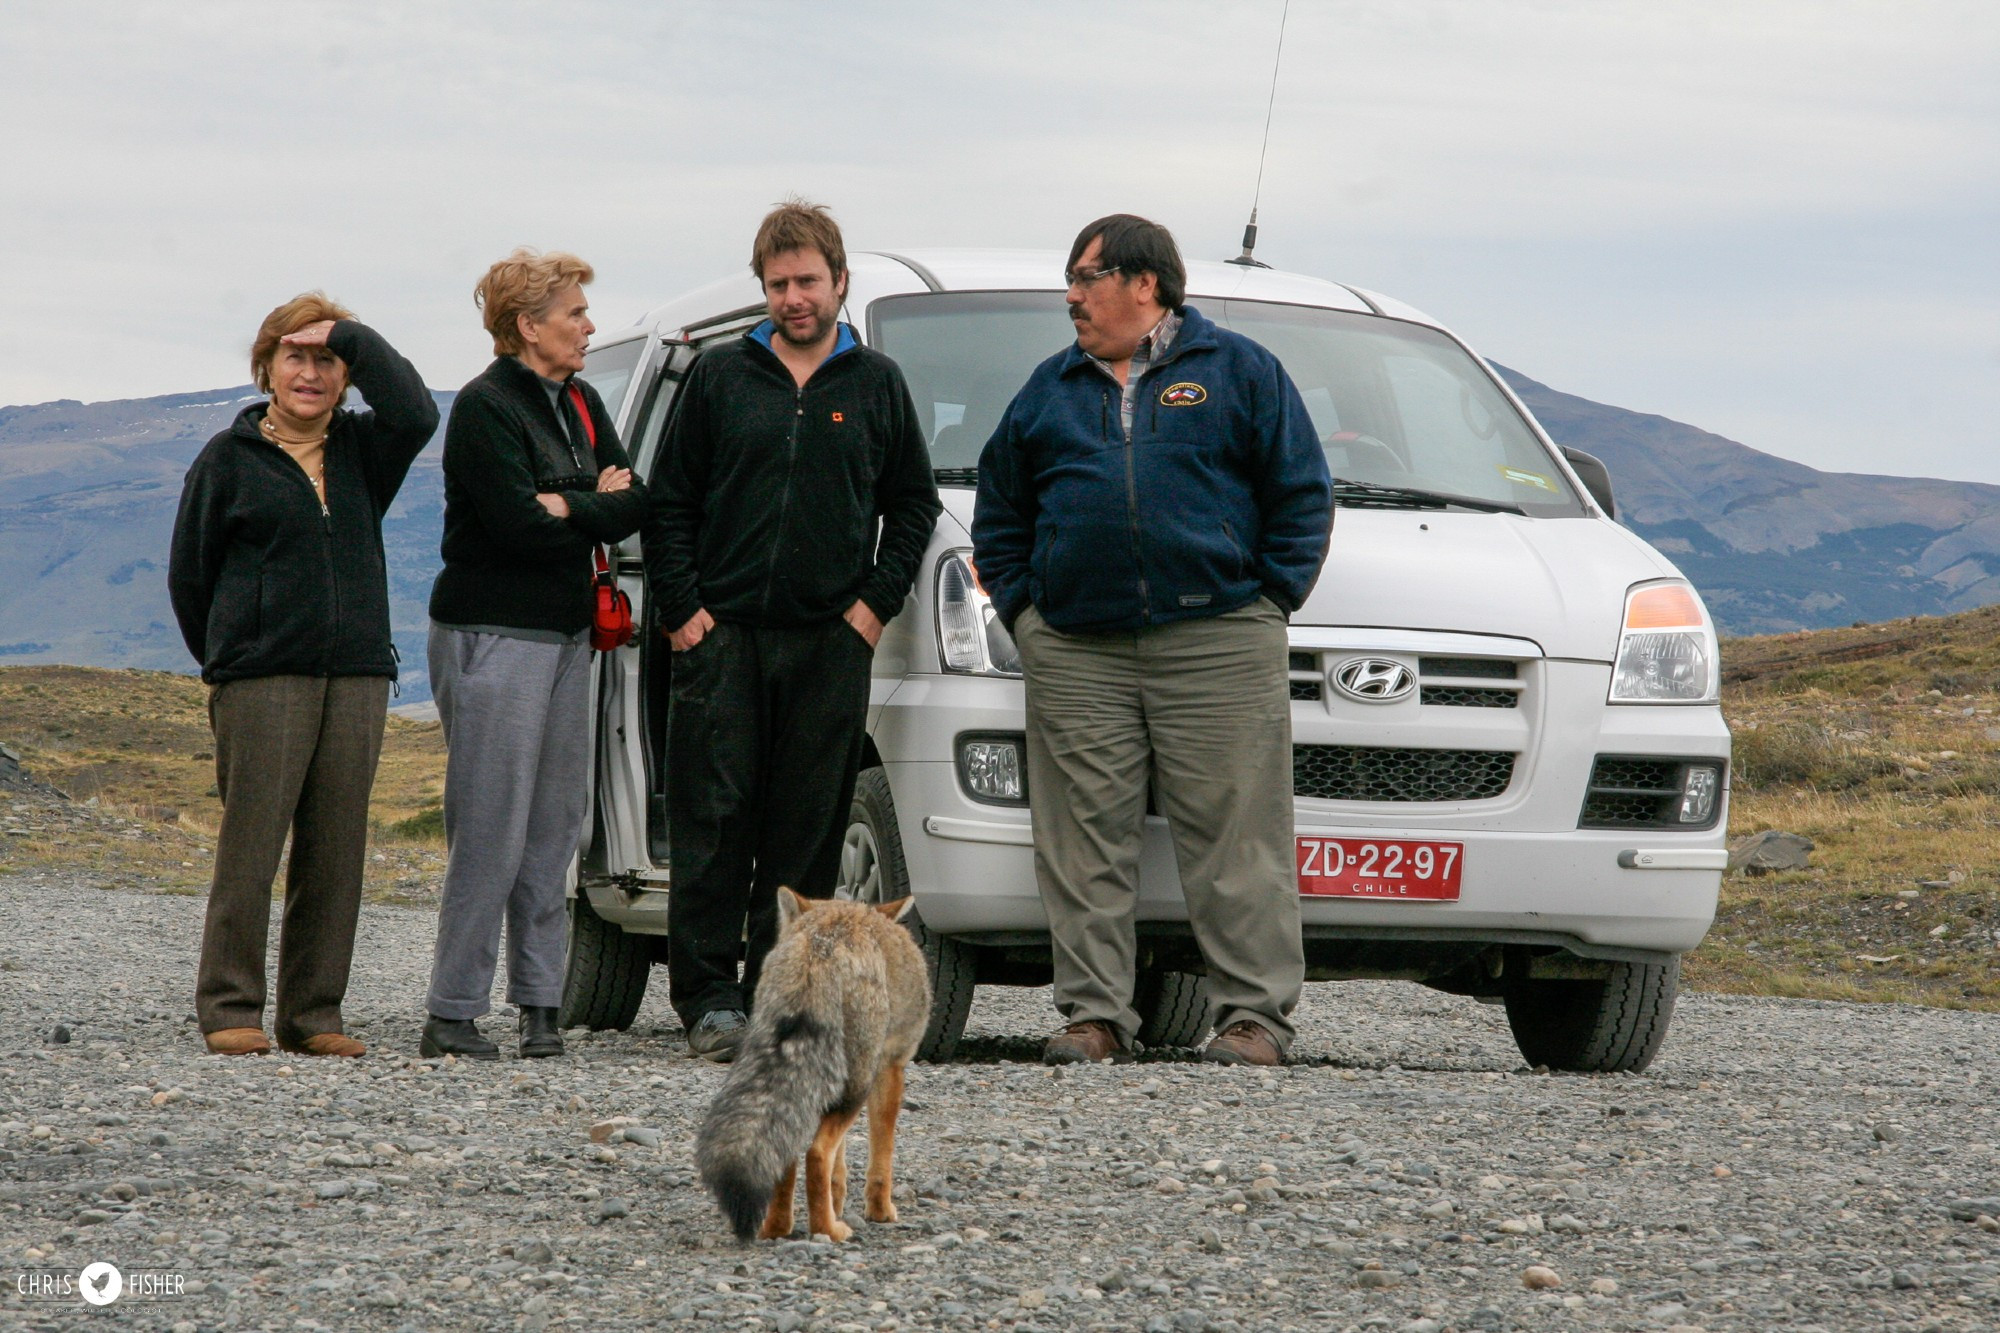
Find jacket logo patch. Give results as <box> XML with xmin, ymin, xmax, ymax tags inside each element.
<box><xmin>1159</xmin><ymin>382</ymin><xmax>1206</xmax><ymax>407</ymax></box>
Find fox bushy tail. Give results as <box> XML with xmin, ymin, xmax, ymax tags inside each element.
<box><xmin>695</xmin><ymin>1008</ymin><xmax>848</xmax><ymax>1240</ymax></box>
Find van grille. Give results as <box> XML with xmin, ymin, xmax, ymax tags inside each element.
<box><xmin>1294</xmin><ymin>745</ymin><xmax>1515</xmax><ymax>802</ymax></box>
<box><xmin>1578</xmin><ymin>756</ymin><xmax>1684</xmax><ymax>828</ymax></box>
<box><xmin>1417</xmin><ymin>657</ymin><xmax>1517</xmax><ymax>679</ymax></box>
<box><xmin>1291</xmin><ymin>651</ymin><xmax>1525</xmax><ymax>708</ymax></box>
<box><xmin>1420</xmin><ymin>685</ymin><xmax>1518</xmax><ymax>708</ymax></box>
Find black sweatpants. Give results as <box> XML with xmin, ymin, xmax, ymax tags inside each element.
<box><xmin>665</xmin><ymin>618</ymin><xmax>872</xmax><ymax>1026</ymax></box>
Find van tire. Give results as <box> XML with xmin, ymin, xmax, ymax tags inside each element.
<box><xmin>1502</xmin><ymin>955</ymin><xmax>1678</xmax><ymax>1073</ymax></box>
<box><xmin>841</xmin><ymin>766</ymin><xmax>976</xmax><ymax>1062</ymax></box>
<box><xmin>1133</xmin><ymin>969</ymin><xmax>1211</xmax><ymax>1049</ymax></box>
<box><xmin>559</xmin><ymin>892</ymin><xmax>651</xmax><ymax>1032</ymax></box>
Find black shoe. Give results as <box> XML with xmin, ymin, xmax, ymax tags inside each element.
<box><xmin>686</xmin><ymin>1009</ymin><xmax>748</xmax><ymax>1062</ymax></box>
<box><xmin>420</xmin><ymin>1016</ymin><xmax>499</xmax><ymax>1060</ymax></box>
<box><xmin>519</xmin><ymin>1006</ymin><xmax>564</xmax><ymax>1059</ymax></box>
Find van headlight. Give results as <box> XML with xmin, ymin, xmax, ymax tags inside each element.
<box><xmin>935</xmin><ymin>549</ymin><xmax>1021</xmax><ymax>677</ymax></box>
<box><xmin>1609</xmin><ymin>580</ymin><xmax>1719</xmax><ymax>704</ymax></box>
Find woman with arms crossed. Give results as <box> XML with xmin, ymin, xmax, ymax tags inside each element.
<box><xmin>421</xmin><ymin>249</ymin><xmax>646</xmax><ymax>1060</ymax></box>
<box><xmin>169</xmin><ymin>295</ymin><xmax>439</xmax><ymax>1057</ymax></box>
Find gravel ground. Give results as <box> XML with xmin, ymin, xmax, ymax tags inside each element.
<box><xmin>2</xmin><ymin>871</ymin><xmax>1998</xmax><ymax>1333</ymax></box>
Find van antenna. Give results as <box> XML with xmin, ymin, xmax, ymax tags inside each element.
<box><xmin>1228</xmin><ymin>0</ymin><xmax>1290</xmax><ymax>268</ymax></box>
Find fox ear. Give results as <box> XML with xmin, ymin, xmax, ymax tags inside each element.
<box><xmin>875</xmin><ymin>897</ymin><xmax>915</xmax><ymax>924</ymax></box>
<box><xmin>778</xmin><ymin>887</ymin><xmax>811</xmax><ymax>928</ymax></box>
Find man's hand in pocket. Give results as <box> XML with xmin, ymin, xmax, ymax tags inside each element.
<box><xmin>842</xmin><ymin>600</ymin><xmax>883</xmax><ymax>648</ymax></box>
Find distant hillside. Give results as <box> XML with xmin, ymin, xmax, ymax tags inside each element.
<box><xmin>1498</xmin><ymin>367</ymin><xmax>2000</xmax><ymax>634</ymax></box>
<box><xmin>4</xmin><ymin>366</ymin><xmax>2000</xmax><ymax>700</ymax></box>
<box><xmin>0</xmin><ymin>386</ymin><xmax>451</xmax><ymax>699</ymax></box>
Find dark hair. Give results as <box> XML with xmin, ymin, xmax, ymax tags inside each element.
<box><xmin>1067</xmin><ymin>214</ymin><xmax>1186</xmax><ymax>310</ymax></box>
<box><xmin>751</xmin><ymin>197</ymin><xmax>847</xmax><ymax>282</ymax></box>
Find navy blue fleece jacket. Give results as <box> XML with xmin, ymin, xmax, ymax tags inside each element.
<box><xmin>972</xmin><ymin>304</ymin><xmax>1333</xmax><ymax>633</ymax></box>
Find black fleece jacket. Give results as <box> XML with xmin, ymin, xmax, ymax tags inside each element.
<box><xmin>169</xmin><ymin>321</ymin><xmax>440</xmax><ymax>684</ymax></box>
<box><xmin>644</xmin><ymin>326</ymin><xmax>940</xmax><ymax>631</ymax></box>
<box><xmin>428</xmin><ymin>356</ymin><xmax>648</xmax><ymax>634</ymax></box>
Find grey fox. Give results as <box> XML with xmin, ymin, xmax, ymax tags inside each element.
<box><xmin>695</xmin><ymin>889</ymin><xmax>931</xmax><ymax>1241</ymax></box>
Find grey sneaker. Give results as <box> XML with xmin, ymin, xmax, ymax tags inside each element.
<box><xmin>687</xmin><ymin>1009</ymin><xmax>748</xmax><ymax>1062</ymax></box>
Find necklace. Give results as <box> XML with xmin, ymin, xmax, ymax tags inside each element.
<box><xmin>260</xmin><ymin>415</ymin><xmax>329</xmax><ymax>513</ymax></box>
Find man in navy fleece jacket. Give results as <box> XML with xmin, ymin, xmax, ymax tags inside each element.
<box><xmin>973</xmin><ymin>214</ymin><xmax>1333</xmax><ymax>1068</ymax></box>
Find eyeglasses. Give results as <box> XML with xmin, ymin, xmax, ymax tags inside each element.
<box><xmin>1063</xmin><ymin>265</ymin><xmax>1125</xmax><ymax>288</ymax></box>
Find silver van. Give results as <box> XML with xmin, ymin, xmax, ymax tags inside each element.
<box><xmin>561</xmin><ymin>250</ymin><xmax>1731</xmax><ymax>1071</ymax></box>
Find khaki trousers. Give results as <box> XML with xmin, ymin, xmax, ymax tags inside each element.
<box><xmin>1015</xmin><ymin>598</ymin><xmax>1303</xmax><ymax>1052</ymax></box>
<box><xmin>196</xmin><ymin>675</ymin><xmax>389</xmax><ymax>1043</ymax></box>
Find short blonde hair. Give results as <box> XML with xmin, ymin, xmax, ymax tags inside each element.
<box><xmin>475</xmin><ymin>248</ymin><xmax>595</xmax><ymax>355</ymax></box>
<box><xmin>251</xmin><ymin>291</ymin><xmax>355</xmax><ymax>395</ymax></box>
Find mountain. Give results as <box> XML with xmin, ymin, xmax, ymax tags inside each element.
<box><xmin>3</xmin><ymin>370</ymin><xmax>1999</xmax><ymax>701</ymax></box>
<box><xmin>1496</xmin><ymin>367</ymin><xmax>2000</xmax><ymax>634</ymax></box>
<box><xmin>0</xmin><ymin>386</ymin><xmax>452</xmax><ymax>699</ymax></box>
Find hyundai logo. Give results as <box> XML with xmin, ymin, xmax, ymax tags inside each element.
<box><xmin>1332</xmin><ymin>657</ymin><xmax>1416</xmax><ymax>703</ymax></box>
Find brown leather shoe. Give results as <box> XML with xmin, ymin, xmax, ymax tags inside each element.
<box><xmin>1041</xmin><ymin>1020</ymin><xmax>1133</xmax><ymax>1066</ymax></box>
<box><xmin>282</xmin><ymin>1032</ymin><xmax>366</xmax><ymax>1058</ymax></box>
<box><xmin>1200</xmin><ymin>1020</ymin><xmax>1284</xmax><ymax>1067</ymax></box>
<box><xmin>203</xmin><ymin>1027</ymin><xmax>271</xmax><ymax>1056</ymax></box>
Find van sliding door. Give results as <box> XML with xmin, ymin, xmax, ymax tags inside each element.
<box><xmin>584</xmin><ymin>340</ymin><xmax>698</xmax><ymax>881</ymax></box>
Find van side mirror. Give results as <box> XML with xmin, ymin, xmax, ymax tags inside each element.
<box><xmin>1562</xmin><ymin>447</ymin><xmax>1616</xmax><ymax>520</ymax></box>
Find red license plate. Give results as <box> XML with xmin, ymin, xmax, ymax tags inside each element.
<box><xmin>1297</xmin><ymin>836</ymin><xmax>1463</xmax><ymax>900</ymax></box>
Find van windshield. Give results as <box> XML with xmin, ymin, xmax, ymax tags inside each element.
<box><xmin>869</xmin><ymin>291</ymin><xmax>1582</xmax><ymax>516</ymax></box>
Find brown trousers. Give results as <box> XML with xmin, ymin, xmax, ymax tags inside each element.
<box><xmin>196</xmin><ymin>675</ymin><xmax>388</xmax><ymax>1043</ymax></box>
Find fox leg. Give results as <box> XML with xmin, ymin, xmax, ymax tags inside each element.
<box><xmin>758</xmin><ymin>1160</ymin><xmax>799</xmax><ymax>1241</ymax></box>
<box><xmin>864</xmin><ymin>1061</ymin><xmax>906</xmax><ymax>1223</ymax></box>
<box><xmin>805</xmin><ymin>1109</ymin><xmax>861</xmax><ymax>1242</ymax></box>
<box><xmin>830</xmin><ymin>1134</ymin><xmax>850</xmax><ymax>1218</ymax></box>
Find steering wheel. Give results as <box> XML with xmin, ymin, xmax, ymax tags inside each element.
<box><xmin>1327</xmin><ymin>430</ymin><xmax>1411</xmax><ymax>475</ymax></box>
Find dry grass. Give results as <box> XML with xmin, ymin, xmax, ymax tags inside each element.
<box><xmin>0</xmin><ymin>665</ymin><xmax>446</xmax><ymax>900</ymax></box>
<box><xmin>1693</xmin><ymin>612</ymin><xmax>2000</xmax><ymax>1010</ymax></box>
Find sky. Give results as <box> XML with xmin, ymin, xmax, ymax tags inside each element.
<box><xmin>3</xmin><ymin>0</ymin><xmax>1996</xmax><ymax>482</ymax></box>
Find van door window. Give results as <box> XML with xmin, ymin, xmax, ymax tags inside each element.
<box><xmin>577</xmin><ymin>338</ymin><xmax>646</xmax><ymax>424</ymax></box>
<box><xmin>629</xmin><ymin>341</ymin><xmax>698</xmax><ymax>485</ymax></box>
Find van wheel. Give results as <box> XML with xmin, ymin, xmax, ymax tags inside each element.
<box><xmin>839</xmin><ymin>766</ymin><xmax>976</xmax><ymax>1062</ymax></box>
<box><xmin>1134</xmin><ymin>969</ymin><xmax>1211</xmax><ymax>1049</ymax></box>
<box><xmin>1502</xmin><ymin>956</ymin><xmax>1679</xmax><ymax>1073</ymax></box>
<box><xmin>559</xmin><ymin>892</ymin><xmax>651</xmax><ymax>1032</ymax></box>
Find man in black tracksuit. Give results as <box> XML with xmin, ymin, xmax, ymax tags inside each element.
<box><xmin>644</xmin><ymin>200</ymin><xmax>940</xmax><ymax>1060</ymax></box>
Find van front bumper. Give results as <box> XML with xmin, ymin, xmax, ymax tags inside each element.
<box><xmin>890</xmin><ymin>760</ymin><xmax>1723</xmax><ymax>956</ymax></box>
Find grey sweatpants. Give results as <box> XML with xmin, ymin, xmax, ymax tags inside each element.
<box><xmin>425</xmin><ymin>625</ymin><xmax>593</xmax><ymax>1020</ymax></box>
<box><xmin>1014</xmin><ymin>598</ymin><xmax>1304</xmax><ymax>1053</ymax></box>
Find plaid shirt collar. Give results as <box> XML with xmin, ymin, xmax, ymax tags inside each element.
<box><xmin>1088</xmin><ymin>308</ymin><xmax>1182</xmax><ymax>440</ymax></box>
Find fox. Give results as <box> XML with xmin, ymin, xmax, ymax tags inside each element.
<box><xmin>694</xmin><ymin>887</ymin><xmax>932</xmax><ymax>1242</ymax></box>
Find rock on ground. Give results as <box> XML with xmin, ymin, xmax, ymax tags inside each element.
<box><xmin>1</xmin><ymin>870</ymin><xmax>1997</xmax><ymax>1331</ymax></box>
<box><xmin>1728</xmin><ymin>830</ymin><xmax>1815</xmax><ymax>875</ymax></box>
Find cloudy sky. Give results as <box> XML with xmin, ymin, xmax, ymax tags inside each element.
<box><xmin>4</xmin><ymin>1</ymin><xmax>1996</xmax><ymax>481</ymax></box>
